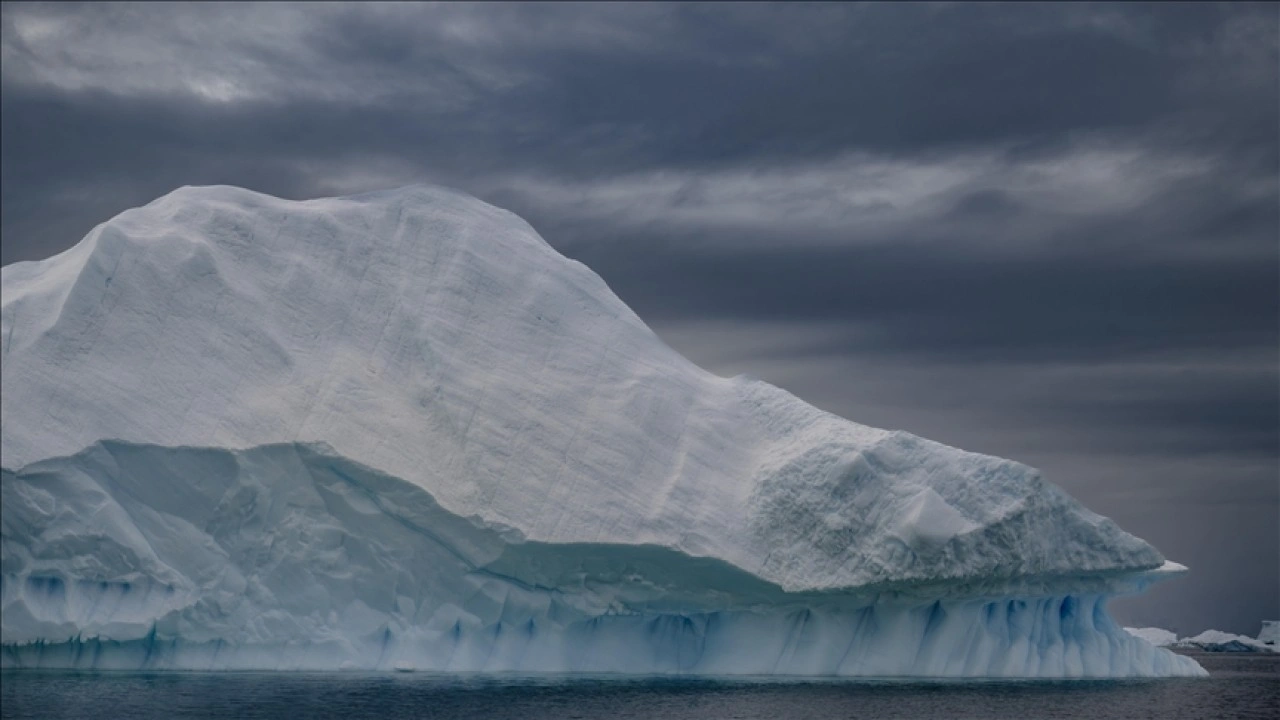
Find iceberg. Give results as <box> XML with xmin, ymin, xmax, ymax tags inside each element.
<box><xmin>1259</xmin><ymin>620</ymin><xmax>1279</xmax><ymax>649</ymax></box>
<box><xmin>1179</xmin><ymin>630</ymin><xmax>1273</xmax><ymax>653</ymax></box>
<box><xmin>1125</xmin><ymin>625</ymin><xmax>1279</xmax><ymax>653</ymax></box>
<box><xmin>0</xmin><ymin>185</ymin><xmax>1205</xmax><ymax>676</ymax></box>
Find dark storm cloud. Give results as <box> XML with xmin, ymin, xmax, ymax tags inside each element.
<box><xmin>577</xmin><ymin>242</ymin><xmax>1277</xmax><ymax>359</ymax></box>
<box><xmin>1</xmin><ymin>1</ymin><xmax>1275</xmax><ymax>635</ymax></box>
<box><xmin>3</xmin><ymin>3</ymin><xmax>1274</xmax><ymax>189</ymax></box>
<box><xmin>587</xmin><ymin>236</ymin><xmax>1280</xmax><ymax>459</ymax></box>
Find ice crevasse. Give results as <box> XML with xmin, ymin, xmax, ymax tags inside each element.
<box><xmin>0</xmin><ymin>185</ymin><xmax>1205</xmax><ymax>676</ymax></box>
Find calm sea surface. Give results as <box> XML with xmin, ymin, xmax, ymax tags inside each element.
<box><xmin>2</xmin><ymin>653</ymin><xmax>1275</xmax><ymax>720</ymax></box>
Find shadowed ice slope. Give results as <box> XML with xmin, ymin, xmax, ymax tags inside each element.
<box><xmin>0</xmin><ymin>185</ymin><xmax>1203</xmax><ymax>675</ymax></box>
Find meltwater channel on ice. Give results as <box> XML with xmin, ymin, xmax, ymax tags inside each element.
<box><xmin>0</xmin><ymin>185</ymin><xmax>1205</xmax><ymax>677</ymax></box>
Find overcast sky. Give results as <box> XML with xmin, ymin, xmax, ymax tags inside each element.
<box><xmin>2</xmin><ymin>2</ymin><xmax>1276</xmax><ymax>635</ymax></box>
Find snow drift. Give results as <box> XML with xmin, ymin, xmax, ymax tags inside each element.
<box><xmin>1</xmin><ymin>185</ymin><xmax>1204</xmax><ymax>676</ymax></box>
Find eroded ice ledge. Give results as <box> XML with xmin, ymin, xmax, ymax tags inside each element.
<box><xmin>1</xmin><ymin>441</ymin><xmax>1205</xmax><ymax>677</ymax></box>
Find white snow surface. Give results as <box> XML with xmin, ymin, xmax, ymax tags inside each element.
<box><xmin>0</xmin><ymin>185</ymin><xmax>1203</xmax><ymax>676</ymax></box>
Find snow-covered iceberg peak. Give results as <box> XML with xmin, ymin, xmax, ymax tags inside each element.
<box><xmin>1</xmin><ymin>185</ymin><xmax>1203</xmax><ymax>676</ymax></box>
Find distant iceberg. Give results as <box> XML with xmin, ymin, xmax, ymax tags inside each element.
<box><xmin>1126</xmin><ymin>625</ymin><xmax>1279</xmax><ymax>653</ymax></box>
<box><xmin>1</xmin><ymin>185</ymin><xmax>1205</xmax><ymax>677</ymax></box>
<box><xmin>1259</xmin><ymin>620</ymin><xmax>1279</xmax><ymax>649</ymax></box>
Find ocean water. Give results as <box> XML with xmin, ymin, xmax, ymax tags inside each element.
<box><xmin>1</xmin><ymin>653</ymin><xmax>1274</xmax><ymax>720</ymax></box>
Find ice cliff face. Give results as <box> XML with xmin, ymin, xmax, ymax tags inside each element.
<box><xmin>0</xmin><ymin>185</ymin><xmax>1204</xmax><ymax>676</ymax></box>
